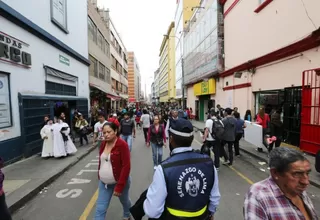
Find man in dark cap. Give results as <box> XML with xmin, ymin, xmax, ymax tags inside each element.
<box><xmin>131</xmin><ymin>118</ymin><xmax>220</xmax><ymax>220</ymax></box>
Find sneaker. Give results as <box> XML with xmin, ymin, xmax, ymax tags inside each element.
<box><xmin>222</xmin><ymin>160</ymin><xmax>230</xmax><ymax>165</ymax></box>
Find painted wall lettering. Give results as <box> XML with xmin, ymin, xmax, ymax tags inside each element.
<box><xmin>67</xmin><ymin>178</ymin><xmax>91</xmax><ymax>185</ymax></box>
<box><xmin>0</xmin><ymin>32</ymin><xmax>32</xmax><ymax>67</ymax></box>
<box><xmin>56</xmin><ymin>189</ymin><xmax>82</xmax><ymax>198</ymax></box>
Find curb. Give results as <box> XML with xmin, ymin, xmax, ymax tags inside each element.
<box><xmin>192</xmin><ymin>124</ymin><xmax>320</xmax><ymax>189</ymax></box>
<box><xmin>239</xmin><ymin>147</ymin><xmax>320</xmax><ymax>189</ymax></box>
<box><xmin>9</xmin><ymin>144</ymin><xmax>98</xmax><ymax>214</ymax></box>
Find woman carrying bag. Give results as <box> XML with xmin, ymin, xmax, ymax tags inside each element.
<box><xmin>147</xmin><ymin>115</ymin><xmax>166</xmax><ymax>169</ymax></box>
<box><xmin>75</xmin><ymin>113</ymin><xmax>89</xmax><ymax>146</ymax></box>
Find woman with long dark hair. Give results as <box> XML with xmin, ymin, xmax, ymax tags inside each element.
<box><xmin>95</xmin><ymin>121</ymin><xmax>131</xmax><ymax>220</ymax></box>
<box><xmin>147</xmin><ymin>115</ymin><xmax>166</xmax><ymax>169</ymax></box>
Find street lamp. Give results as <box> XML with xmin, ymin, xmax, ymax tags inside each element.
<box><xmin>163</xmin><ymin>34</ymin><xmax>186</xmax><ymax>109</ymax></box>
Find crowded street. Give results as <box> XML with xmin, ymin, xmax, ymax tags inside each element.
<box><xmin>1</xmin><ymin>0</ymin><xmax>320</xmax><ymax>219</ymax></box>
<box><xmin>12</xmin><ymin>129</ymin><xmax>320</xmax><ymax>220</ymax></box>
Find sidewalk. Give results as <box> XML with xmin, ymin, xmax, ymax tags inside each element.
<box><xmin>191</xmin><ymin>120</ymin><xmax>320</xmax><ymax>188</ymax></box>
<box><xmin>2</xmin><ymin>142</ymin><xmax>97</xmax><ymax>213</ymax></box>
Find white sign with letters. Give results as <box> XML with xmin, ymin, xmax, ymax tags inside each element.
<box><xmin>51</xmin><ymin>0</ymin><xmax>68</xmax><ymax>32</ymax></box>
<box><xmin>0</xmin><ymin>73</ymin><xmax>11</xmax><ymax>128</ymax></box>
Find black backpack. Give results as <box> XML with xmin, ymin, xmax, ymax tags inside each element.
<box><xmin>210</xmin><ymin>119</ymin><xmax>225</xmax><ymax>140</ymax></box>
<box><xmin>316</xmin><ymin>150</ymin><xmax>320</xmax><ymax>173</ymax></box>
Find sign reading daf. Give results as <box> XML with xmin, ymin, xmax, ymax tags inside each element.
<box><xmin>0</xmin><ymin>32</ymin><xmax>32</xmax><ymax>68</ymax></box>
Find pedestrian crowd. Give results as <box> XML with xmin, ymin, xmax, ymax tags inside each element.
<box><xmin>0</xmin><ymin>104</ymin><xmax>318</xmax><ymax>220</ymax></box>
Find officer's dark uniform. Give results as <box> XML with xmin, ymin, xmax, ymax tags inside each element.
<box><xmin>143</xmin><ymin>118</ymin><xmax>218</xmax><ymax>220</ymax></box>
<box><xmin>161</xmin><ymin>149</ymin><xmax>215</xmax><ymax>219</ymax></box>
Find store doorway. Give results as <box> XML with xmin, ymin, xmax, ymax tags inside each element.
<box><xmin>54</xmin><ymin>101</ymin><xmax>72</xmax><ymax>124</ymax></box>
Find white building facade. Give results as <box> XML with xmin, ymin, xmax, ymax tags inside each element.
<box><xmin>0</xmin><ymin>0</ymin><xmax>90</xmax><ymax>162</ymax></box>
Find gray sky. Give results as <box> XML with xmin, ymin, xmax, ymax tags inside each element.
<box><xmin>98</xmin><ymin>0</ymin><xmax>177</xmax><ymax>95</ymax></box>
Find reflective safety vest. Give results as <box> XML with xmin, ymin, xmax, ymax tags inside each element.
<box><xmin>161</xmin><ymin>150</ymin><xmax>215</xmax><ymax>219</ymax></box>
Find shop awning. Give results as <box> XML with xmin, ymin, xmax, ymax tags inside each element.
<box><xmin>90</xmin><ymin>83</ymin><xmax>121</xmax><ymax>101</ymax></box>
<box><xmin>89</xmin><ymin>83</ymin><xmax>109</xmax><ymax>94</ymax></box>
<box><xmin>106</xmin><ymin>94</ymin><xmax>121</xmax><ymax>101</ymax></box>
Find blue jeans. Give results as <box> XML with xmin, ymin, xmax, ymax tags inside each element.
<box><xmin>94</xmin><ymin>178</ymin><xmax>131</xmax><ymax>219</ymax></box>
<box><xmin>120</xmin><ymin>135</ymin><xmax>132</xmax><ymax>151</ymax></box>
<box><xmin>151</xmin><ymin>142</ymin><xmax>163</xmax><ymax>166</ymax></box>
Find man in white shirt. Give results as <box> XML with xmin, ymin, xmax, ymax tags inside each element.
<box><xmin>140</xmin><ymin>109</ymin><xmax>151</xmax><ymax>144</ymax></box>
<box><xmin>93</xmin><ymin>113</ymin><xmax>107</xmax><ymax>148</ymax></box>
<box><xmin>203</xmin><ymin>110</ymin><xmax>224</xmax><ymax>170</ymax></box>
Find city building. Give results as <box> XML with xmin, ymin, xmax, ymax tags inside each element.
<box><xmin>87</xmin><ymin>1</ymin><xmax>113</xmax><ymax>111</ymax></box>
<box><xmin>151</xmin><ymin>81</ymin><xmax>156</xmax><ymax>104</ymax></box>
<box><xmin>127</xmin><ymin>51</ymin><xmax>141</xmax><ymax>105</ymax></box>
<box><xmin>108</xmin><ymin>13</ymin><xmax>129</xmax><ymax>109</ymax></box>
<box><xmin>153</xmin><ymin>68</ymin><xmax>160</xmax><ymax>105</ymax></box>
<box><xmin>159</xmin><ymin>22</ymin><xmax>176</xmax><ymax>104</ymax></box>
<box><xmin>0</xmin><ymin>0</ymin><xmax>90</xmax><ymax>162</ymax></box>
<box><xmin>217</xmin><ymin>0</ymin><xmax>320</xmax><ymax>149</ymax></box>
<box><xmin>174</xmin><ymin>0</ymin><xmax>201</xmax><ymax>107</ymax></box>
<box><xmin>183</xmin><ymin>0</ymin><xmax>224</xmax><ymax>120</ymax></box>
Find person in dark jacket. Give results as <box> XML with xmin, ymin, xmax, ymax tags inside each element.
<box><xmin>268</xmin><ymin>109</ymin><xmax>283</xmax><ymax>153</ymax></box>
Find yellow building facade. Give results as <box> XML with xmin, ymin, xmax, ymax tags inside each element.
<box><xmin>159</xmin><ymin>22</ymin><xmax>175</xmax><ymax>103</ymax></box>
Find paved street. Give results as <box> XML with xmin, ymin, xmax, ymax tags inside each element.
<box><xmin>12</xmin><ymin>128</ymin><xmax>320</xmax><ymax>220</ymax></box>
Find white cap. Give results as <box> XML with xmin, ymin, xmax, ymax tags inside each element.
<box><xmin>113</xmin><ymin>113</ymin><xmax>117</xmax><ymax>117</ymax></box>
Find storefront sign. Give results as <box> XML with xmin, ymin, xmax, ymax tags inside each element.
<box><xmin>0</xmin><ymin>32</ymin><xmax>32</xmax><ymax>68</ymax></box>
<box><xmin>59</xmin><ymin>55</ymin><xmax>70</xmax><ymax>66</ymax></box>
<box><xmin>193</xmin><ymin>78</ymin><xmax>216</xmax><ymax>96</ymax></box>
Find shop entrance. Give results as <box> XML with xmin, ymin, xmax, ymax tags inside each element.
<box><xmin>53</xmin><ymin>100</ymin><xmax>77</xmax><ymax>125</ymax></box>
<box><xmin>300</xmin><ymin>68</ymin><xmax>320</xmax><ymax>154</ymax></box>
<box><xmin>283</xmin><ymin>86</ymin><xmax>302</xmax><ymax>147</ymax></box>
<box><xmin>255</xmin><ymin>88</ymin><xmax>303</xmax><ymax>147</ymax></box>
<box><xmin>18</xmin><ymin>94</ymin><xmax>88</xmax><ymax>158</ymax></box>
<box><xmin>198</xmin><ymin>95</ymin><xmax>211</xmax><ymax>121</ymax></box>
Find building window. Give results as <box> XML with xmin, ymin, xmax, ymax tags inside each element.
<box><xmin>116</xmin><ymin>62</ymin><xmax>123</xmax><ymax>74</ymax></box>
<box><xmin>124</xmin><ymin>69</ymin><xmax>128</xmax><ymax>78</ymax></box>
<box><xmin>88</xmin><ymin>17</ymin><xmax>97</xmax><ymax>43</ymax></box>
<box><xmin>45</xmin><ymin>81</ymin><xmax>76</xmax><ymax>96</ymax></box>
<box><xmin>0</xmin><ymin>72</ymin><xmax>12</xmax><ymax>128</ymax></box>
<box><xmin>106</xmin><ymin>68</ymin><xmax>111</xmax><ymax>84</ymax></box>
<box><xmin>112</xmin><ymin>78</ymin><xmax>116</xmax><ymax>90</ymax></box>
<box><xmin>50</xmin><ymin>0</ymin><xmax>68</xmax><ymax>33</ymax></box>
<box><xmin>99</xmin><ymin>62</ymin><xmax>106</xmax><ymax>81</ymax></box>
<box><xmin>110</xmin><ymin>32</ymin><xmax>115</xmax><ymax>45</ymax></box>
<box><xmin>97</xmin><ymin>31</ymin><xmax>105</xmax><ymax>52</ymax></box>
<box><xmin>105</xmin><ymin>40</ymin><xmax>110</xmax><ymax>56</ymax></box>
<box><xmin>111</xmin><ymin>55</ymin><xmax>116</xmax><ymax>69</ymax></box>
<box><xmin>89</xmin><ymin>55</ymin><xmax>98</xmax><ymax>77</ymax></box>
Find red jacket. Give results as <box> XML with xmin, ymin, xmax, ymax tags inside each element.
<box><xmin>98</xmin><ymin>138</ymin><xmax>130</xmax><ymax>193</ymax></box>
<box><xmin>256</xmin><ymin>113</ymin><xmax>270</xmax><ymax>129</ymax></box>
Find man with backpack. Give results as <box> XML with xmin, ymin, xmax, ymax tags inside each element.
<box><xmin>203</xmin><ymin>110</ymin><xmax>224</xmax><ymax>171</ymax></box>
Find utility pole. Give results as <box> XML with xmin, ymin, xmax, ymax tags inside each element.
<box><xmin>181</xmin><ymin>57</ymin><xmax>185</xmax><ymax>109</ymax></box>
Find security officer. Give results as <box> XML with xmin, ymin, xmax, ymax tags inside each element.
<box><xmin>143</xmin><ymin>118</ymin><xmax>220</xmax><ymax>220</ymax></box>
